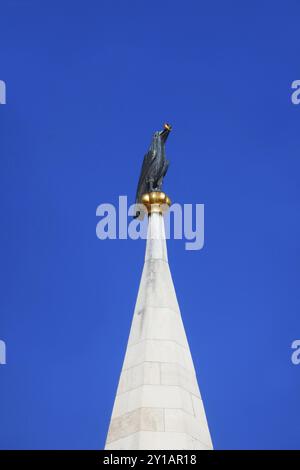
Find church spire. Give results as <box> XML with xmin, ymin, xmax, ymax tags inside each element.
<box><xmin>105</xmin><ymin>193</ymin><xmax>213</xmax><ymax>450</ymax></box>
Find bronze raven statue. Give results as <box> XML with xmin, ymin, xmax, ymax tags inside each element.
<box><xmin>134</xmin><ymin>123</ymin><xmax>171</xmax><ymax>218</ymax></box>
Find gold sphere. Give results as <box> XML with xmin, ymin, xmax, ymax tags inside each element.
<box><xmin>140</xmin><ymin>192</ymin><xmax>171</xmax><ymax>215</ymax></box>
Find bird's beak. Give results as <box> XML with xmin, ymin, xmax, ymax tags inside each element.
<box><xmin>160</xmin><ymin>123</ymin><xmax>172</xmax><ymax>142</ymax></box>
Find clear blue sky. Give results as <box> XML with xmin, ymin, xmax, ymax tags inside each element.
<box><xmin>0</xmin><ymin>0</ymin><xmax>300</xmax><ymax>450</ymax></box>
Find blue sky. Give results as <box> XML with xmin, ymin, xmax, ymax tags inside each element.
<box><xmin>0</xmin><ymin>0</ymin><xmax>300</xmax><ymax>449</ymax></box>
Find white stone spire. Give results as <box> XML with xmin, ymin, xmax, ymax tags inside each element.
<box><xmin>105</xmin><ymin>204</ymin><xmax>213</xmax><ymax>450</ymax></box>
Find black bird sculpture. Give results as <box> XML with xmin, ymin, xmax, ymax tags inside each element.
<box><xmin>134</xmin><ymin>123</ymin><xmax>171</xmax><ymax>218</ymax></box>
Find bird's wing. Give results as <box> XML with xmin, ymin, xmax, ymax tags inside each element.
<box><xmin>135</xmin><ymin>150</ymin><xmax>156</xmax><ymax>202</ymax></box>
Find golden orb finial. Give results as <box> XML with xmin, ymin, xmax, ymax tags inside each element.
<box><xmin>140</xmin><ymin>191</ymin><xmax>171</xmax><ymax>217</ymax></box>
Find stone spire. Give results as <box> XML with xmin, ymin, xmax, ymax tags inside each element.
<box><xmin>105</xmin><ymin>193</ymin><xmax>213</xmax><ymax>450</ymax></box>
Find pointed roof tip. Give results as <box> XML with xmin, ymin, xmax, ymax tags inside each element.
<box><xmin>105</xmin><ymin>203</ymin><xmax>213</xmax><ymax>450</ymax></box>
